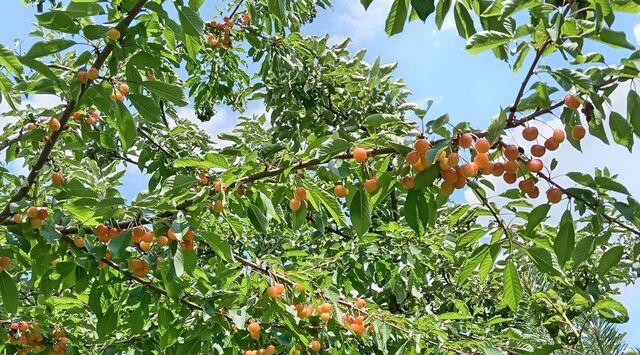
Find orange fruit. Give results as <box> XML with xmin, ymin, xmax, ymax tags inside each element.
<box><xmin>309</xmin><ymin>340</ymin><xmax>321</xmax><ymax>352</ymax></box>
<box><xmin>49</xmin><ymin>118</ymin><xmax>61</xmax><ymax>131</ymax></box>
<box><xmin>527</xmin><ymin>159</ymin><xmax>544</xmax><ymax>173</ymax></box>
<box><xmin>400</xmin><ymin>175</ymin><xmax>415</xmax><ymax>189</ymax></box>
<box><xmin>405</xmin><ymin>151</ymin><xmax>420</xmax><ymax>165</ymax></box>
<box><xmin>289</xmin><ymin>198</ymin><xmax>301</xmax><ymax>212</ymax></box>
<box><xmin>531</xmin><ymin>144</ymin><xmax>546</xmax><ymax>157</ymax></box>
<box><xmin>491</xmin><ymin>162</ymin><xmax>505</xmax><ymax>176</ymax></box>
<box><xmin>334</xmin><ymin>184</ymin><xmax>348</xmax><ymax>198</ymax></box>
<box><xmin>157</xmin><ymin>235</ymin><xmax>169</xmax><ymax>247</ymax></box>
<box><xmin>547</xmin><ymin>187</ymin><xmax>562</xmax><ymax>204</ymax></box>
<box><xmin>564</xmin><ymin>95</ymin><xmax>580</xmax><ymax>109</ymax></box>
<box><xmin>522</xmin><ymin>126</ymin><xmax>538</xmax><ymax>141</ymax></box>
<box><xmin>459</xmin><ymin>133</ymin><xmax>473</xmax><ymax>148</ymax></box>
<box><xmin>87</xmin><ymin>67</ymin><xmax>99</xmax><ymax>80</ymax></box>
<box><xmin>352</xmin><ymin>147</ymin><xmax>367</xmax><ymax>163</ymax></box>
<box><xmin>294</xmin><ymin>187</ymin><xmax>307</xmax><ymax>201</ymax></box>
<box><xmin>213</xmin><ymin>200</ymin><xmax>224</xmax><ymax>213</ymax></box>
<box><xmin>544</xmin><ymin>138</ymin><xmax>559</xmax><ymax>151</ymax></box>
<box><xmin>504</xmin><ymin>145</ymin><xmax>519</xmax><ymax>161</ymax></box>
<box><xmin>363</xmin><ymin>177</ymin><xmax>378</xmax><ymax>193</ymax></box>
<box><xmin>551</xmin><ymin>129</ymin><xmax>565</xmax><ymax>143</ymax></box>
<box><xmin>473</xmin><ymin>153</ymin><xmax>490</xmax><ymax>168</ymax></box>
<box><xmin>447</xmin><ymin>152</ymin><xmax>460</xmax><ymax>166</ymax></box>
<box><xmin>572</xmin><ymin>125</ymin><xmax>586</xmax><ymax>140</ymax></box>
<box><xmin>474</xmin><ymin>138</ymin><xmax>490</xmax><ymax>153</ymax></box>
<box><xmin>503</xmin><ymin>173</ymin><xmax>517</xmax><ymax>184</ymax></box>
<box><xmin>414</xmin><ymin>138</ymin><xmax>430</xmax><ymax>154</ymax></box>
<box><xmin>107</xmin><ymin>28</ymin><xmax>121</xmax><ymax>41</ymax></box>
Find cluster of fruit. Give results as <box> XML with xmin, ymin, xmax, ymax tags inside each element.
<box><xmin>242</xmin><ymin>344</ymin><xmax>276</xmax><ymax>355</ymax></box>
<box><xmin>72</xmin><ymin>110</ymin><xmax>100</xmax><ymax>126</ymax></box>
<box><xmin>288</xmin><ymin>187</ymin><xmax>308</xmax><ymax>212</ymax></box>
<box><xmin>76</xmin><ymin>67</ymin><xmax>100</xmax><ymax>85</ymax></box>
<box><xmin>4</xmin><ymin>322</ymin><xmax>67</xmax><ymax>355</ymax></box>
<box><xmin>393</xmin><ymin>95</ymin><xmax>586</xmax><ymax>203</ymax></box>
<box><xmin>246</xmin><ymin>319</ymin><xmax>321</xmax><ymax>354</ymax></box>
<box><xmin>110</xmin><ymin>83</ymin><xmax>129</xmax><ymax>102</ymax></box>
<box><xmin>127</xmin><ymin>257</ymin><xmax>151</xmax><ymax>277</ymax></box>
<box><xmin>12</xmin><ymin>206</ymin><xmax>49</xmax><ymax>229</ymax></box>
<box><xmin>206</xmin><ymin>13</ymin><xmax>250</xmax><ymax>48</ymax></box>
<box><xmin>92</xmin><ymin>224</ymin><xmax>195</xmax><ymax>276</ymax></box>
<box><xmin>212</xmin><ymin>180</ymin><xmax>227</xmax><ymax>213</ymax></box>
<box><xmin>259</xmin><ymin>281</ymin><xmax>372</xmax><ymax>352</ymax></box>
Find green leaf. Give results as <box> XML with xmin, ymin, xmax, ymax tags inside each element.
<box><xmin>305</xmin><ymin>182</ymin><xmax>348</xmax><ymax>227</ymax></box>
<box><xmin>115</xmin><ymin>102</ymin><xmax>137</xmax><ymax>152</ymax></box>
<box><xmin>0</xmin><ymin>44</ymin><xmax>23</xmax><ymax>76</ymax></box>
<box><xmin>598</xmin><ymin>245</ymin><xmax>624</xmax><ymax>277</ymax></box>
<box><xmin>404</xmin><ymin>189</ymin><xmax>429</xmax><ymax>234</ymax></box>
<box><xmin>247</xmin><ymin>204</ymin><xmax>269</xmax><ymax>234</ymax></box>
<box><xmin>594</xmin><ymin>298</ymin><xmax>629</xmax><ymax>323</ymax></box>
<box><xmin>129</xmin><ymin>94</ymin><xmax>162</xmax><ymax>124</ymax></box>
<box><xmin>363</xmin><ymin>113</ymin><xmax>403</xmax><ymax>127</ymax></box>
<box><xmin>596</xmin><ymin>28</ymin><xmax>635</xmax><ymax>49</ymax></box>
<box><xmin>457</xmin><ymin>229</ymin><xmax>486</xmax><ymax>248</ymax></box>
<box><xmin>142</xmin><ymin>81</ymin><xmax>189</xmax><ymax>107</ymax></box>
<box><xmin>0</xmin><ymin>72</ymin><xmax>19</xmax><ymax>110</ymax></box>
<box><xmin>572</xmin><ymin>236</ymin><xmax>595</xmax><ymax>267</ymax></box>
<box><xmin>548</xmin><ymin>68</ymin><xmax>593</xmax><ymax>92</ymax></box>
<box><xmin>201</xmin><ymin>231</ymin><xmax>234</xmax><ymax>263</ymax></box>
<box><xmin>554</xmin><ymin>211</ymin><xmax>575</xmax><ymax>268</ymax></box>
<box><xmin>97</xmin><ymin>305</ymin><xmax>119</xmax><ymax>338</ymax></box>
<box><xmin>525</xmin><ymin>204</ymin><xmax>550</xmax><ymax>236</ymax></box>
<box><xmin>594</xmin><ymin>176</ymin><xmax>630</xmax><ymax>195</ymax></box>
<box><xmin>503</xmin><ymin>259</ymin><xmax>522</xmax><ymax>312</ymax></box>
<box><xmin>609</xmin><ymin>112</ymin><xmax>634</xmax><ymax>152</ymax></box>
<box><xmin>267</xmin><ymin>0</ymin><xmax>285</xmax><ymax>20</ymax></box>
<box><xmin>107</xmin><ymin>230</ymin><xmax>131</xmax><ymax>259</ymax></box>
<box><xmin>527</xmin><ymin>247</ymin><xmax>562</xmax><ymax>276</ymax></box>
<box><xmin>628</xmin><ymin>90</ymin><xmax>640</xmax><ymax>137</ymax></box>
<box><xmin>24</xmin><ymin>39</ymin><xmax>76</xmax><ymax>58</ymax></box>
<box><xmin>485</xmin><ymin>110</ymin><xmax>507</xmax><ymax>143</ymax></box>
<box><xmin>453</xmin><ymin>2</ymin><xmax>475</xmax><ymax>39</ymax></box>
<box><xmin>174</xmin><ymin>248</ymin><xmax>185</xmax><ymax>277</ymax></box>
<box><xmin>174</xmin><ymin>156</ymin><xmax>228</xmax><ymax>169</ymax></box>
<box><xmin>318</xmin><ymin>137</ymin><xmax>350</xmax><ymax>159</ymax></box>
<box><xmin>177</xmin><ymin>6</ymin><xmax>203</xmax><ymax>36</ymax></box>
<box><xmin>385</xmin><ymin>0</ymin><xmax>410</xmax><ymax>36</ymax></box>
<box><xmin>466</xmin><ymin>31</ymin><xmax>512</xmax><ymax>54</ymax></box>
<box><xmin>411</xmin><ymin>0</ymin><xmax>435</xmax><ymax>21</ymax></box>
<box><xmin>0</xmin><ymin>270</ymin><xmax>19</xmax><ymax>313</ymax></box>
<box><xmin>435</xmin><ymin>0</ymin><xmax>452</xmax><ymax>29</ymax></box>
<box><xmin>65</xmin><ymin>1</ymin><xmax>105</xmax><ymax>17</ymax></box>
<box><xmin>349</xmin><ymin>187</ymin><xmax>371</xmax><ymax>236</ymax></box>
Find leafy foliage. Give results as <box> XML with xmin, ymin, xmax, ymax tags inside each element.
<box><xmin>0</xmin><ymin>0</ymin><xmax>639</xmax><ymax>354</ymax></box>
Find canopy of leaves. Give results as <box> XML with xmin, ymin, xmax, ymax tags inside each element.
<box><xmin>0</xmin><ymin>0</ymin><xmax>639</xmax><ymax>354</ymax></box>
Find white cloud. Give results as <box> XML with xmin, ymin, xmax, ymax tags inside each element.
<box><xmin>329</xmin><ymin>0</ymin><xmax>393</xmax><ymax>44</ymax></box>
<box><xmin>177</xmin><ymin>105</ymin><xmax>237</xmax><ymax>146</ymax></box>
<box><xmin>634</xmin><ymin>23</ymin><xmax>640</xmax><ymax>45</ymax></box>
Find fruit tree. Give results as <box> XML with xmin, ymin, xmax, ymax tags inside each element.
<box><xmin>1</xmin><ymin>0</ymin><xmax>640</xmax><ymax>354</ymax></box>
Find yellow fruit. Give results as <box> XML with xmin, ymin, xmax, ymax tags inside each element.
<box><xmin>107</xmin><ymin>28</ymin><xmax>121</xmax><ymax>41</ymax></box>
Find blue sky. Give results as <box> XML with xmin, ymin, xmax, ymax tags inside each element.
<box><xmin>1</xmin><ymin>0</ymin><xmax>640</xmax><ymax>347</ymax></box>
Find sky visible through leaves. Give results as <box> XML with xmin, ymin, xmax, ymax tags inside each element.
<box><xmin>1</xmin><ymin>0</ymin><xmax>639</xmax><ymax>348</ymax></box>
